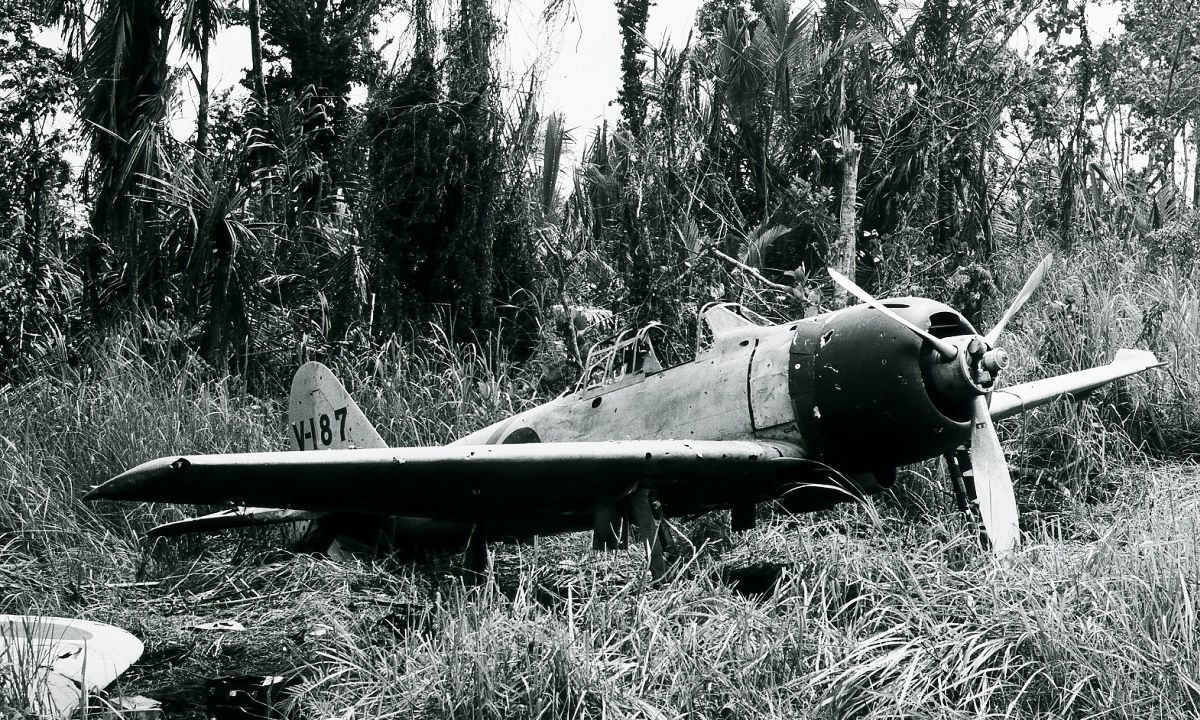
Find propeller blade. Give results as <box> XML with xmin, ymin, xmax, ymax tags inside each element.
<box><xmin>983</xmin><ymin>254</ymin><xmax>1053</xmax><ymax>346</ymax></box>
<box><xmin>827</xmin><ymin>268</ymin><xmax>959</xmax><ymax>360</ymax></box>
<box><xmin>967</xmin><ymin>395</ymin><xmax>1020</xmax><ymax>554</ymax></box>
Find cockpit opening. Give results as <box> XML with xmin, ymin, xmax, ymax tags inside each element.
<box><xmin>575</xmin><ymin>322</ymin><xmax>688</xmax><ymax>394</ymax></box>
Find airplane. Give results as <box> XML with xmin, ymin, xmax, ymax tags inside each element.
<box><xmin>85</xmin><ymin>256</ymin><xmax>1164</xmax><ymax>577</ymax></box>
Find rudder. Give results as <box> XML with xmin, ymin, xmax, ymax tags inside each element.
<box><xmin>288</xmin><ymin>361</ymin><xmax>387</xmax><ymax>451</ymax></box>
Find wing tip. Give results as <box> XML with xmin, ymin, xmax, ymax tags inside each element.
<box><xmin>84</xmin><ymin>457</ymin><xmax>180</xmax><ymax>502</ymax></box>
<box><xmin>1114</xmin><ymin>348</ymin><xmax>1165</xmax><ymax>369</ymax></box>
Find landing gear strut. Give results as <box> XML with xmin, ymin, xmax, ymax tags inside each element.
<box><xmin>945</xmin><ymin>448</ymin><xmax>987</xmax><ymax>549</ymax></box>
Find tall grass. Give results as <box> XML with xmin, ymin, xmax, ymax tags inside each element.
<box><xmin>2</xmin><ymin>234</ymin><xmax>1199</xmax><ymax>716</ymax></box>
<box><xmin>282</xmin><ymin>469</ymin><xmax>1200</xmax><ymax>719</ymax></box>
<box><xmin>0</xmin><ymin>322</ymin><xmax>534</xmax><ymax>614</ymax></box>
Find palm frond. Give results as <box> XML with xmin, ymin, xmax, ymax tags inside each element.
<box><xmin>739</xmin><ymin>223</ymin><xmax>791</xmax><ymax>268</ymax></box>
<box><xmin>540</xmin><ymin>112</ymin><xmax>567</xmax><ymax>214</ymax></box>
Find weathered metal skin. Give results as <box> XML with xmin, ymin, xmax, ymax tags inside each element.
<box><xmin>454</xmin><ymin>326</ymin><xmax>775</xmax><ymax>447</ymax></box>
<box><xmin>444</xmin><ymin>322</ymin><xmax>816</xmax><ymax>526</ymax></box>
<box><xmin>86</xmin><ymin>289</ymin><xmax>1165</xmax><ymax>561</ymax></box>
<box><xmin>789</xmin><ymin>298</ymin><xmax>976</xmax><ymax>473</ymax></box>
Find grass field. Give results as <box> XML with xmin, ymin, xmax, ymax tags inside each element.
<box><xmin>3</xmin><ymin>238</ymin><xmax>1199</xmax><ymax>718</ymax></box>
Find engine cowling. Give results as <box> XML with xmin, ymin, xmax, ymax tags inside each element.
<box><xmin>789</xmin><ymin>298</ymin><xmax>978</xmax><ymax>473</ymax></box>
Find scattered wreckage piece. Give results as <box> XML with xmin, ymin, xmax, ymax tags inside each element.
<box><xmin>0</xmin><ymin>615</ymin><xmax>143</xmax><ymax>719</ymax></box>
<box><xmin>87</xmin><ymin>255</ymin><xmax>1166</xmax><ymax>576</ymax></box>
<box><xmin>189</xmin><ymin>620</ymin><xmax>247</xmax><ymax>632</ymax></box>
<box><xmin>206</xmin><ymin>674</ymin><xmax>299</xmax><ymax>720</ymax></box>
<box><xmin>95</xmin><ymin>695</ymin><xmax>163</xmax><ymax>720</ymax></box>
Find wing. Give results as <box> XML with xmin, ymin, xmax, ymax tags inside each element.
<box><xmin>990</xmin><ymin>349</ymin><xmax>1164</xmax><ymax>422</ymax></box>
<box><xmin>86</xmin><ymin>440</ymin><xmax>806</xmax><ymax>521</ymax></box>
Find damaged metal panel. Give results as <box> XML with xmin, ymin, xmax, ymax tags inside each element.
<box><xmin>801</xmin><ymin>300</ymin><xmax>973</xmax><ymax>470</ymax></box>
<box><xmin>789</xmin><ymin>318</ymin><xmax>825</xmax><ymax>457</ymax></box>
<box><xmin>749</xmin><ymin>327</ymin><xmax>797</xmax><ymax>431</ymax></box>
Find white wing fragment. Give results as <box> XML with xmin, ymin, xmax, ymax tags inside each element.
<box><xmin>0</xmin><ymin>616</ymin><xmax>143</xmax><ymax>719</ymax></box>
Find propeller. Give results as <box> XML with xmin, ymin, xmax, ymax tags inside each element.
<box><xmin>827</xmin><ymin>269</ymin><xmax>959</xmax><ymax>360</ymax></box>
<box><xmin>984</xmin><ymin>255</ymin><xmax>1053</xmax><ymax>346</ymax></box>
<box><xmin>826</xmin><ymin>257</ymin><xmax>1053</xmax><ymax>555</ymax></box>
<box><xmin>966</xmin><ymin>395</ymin><xmax>1019</xmax><ymax>553</ymax></box>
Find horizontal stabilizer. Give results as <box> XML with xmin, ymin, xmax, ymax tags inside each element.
<box><xmin>85</xmin><ymin>440</ymin><xmax>806</xmax><ymax>521</ymax></box>
<box><xmin>990</xmin><ymin>348</ymin><xmax>1163</xmax><ymax>421</ymax></box>
<box><xmin>148</xmin><ymin>507</ymin><xmax>323</xmax><ymax>537</ymax></box>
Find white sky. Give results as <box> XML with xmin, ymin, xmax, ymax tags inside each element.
<box><xmin>35</xmin><ymin>0</ymin><xmax>1129</xmax><ymax>171</ymax></box>
<box><xmin>197</xmin><ymin>0</ymin><xmax>1124</xmax><ymax>135</ymax></box>
<box><xmin>509</xmin><ymin>0</ymin><xmax>705</xmax><ymax>131</ymax></box>
<box><xmin>199</xmin><ymin>0</ymin><xmax>705</xmax><ymax>141</ymax></box>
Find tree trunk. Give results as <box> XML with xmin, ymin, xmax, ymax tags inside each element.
<box><xmin>1193</xmin><ymin>115</ymin><xmax>1200</xmax><ymax>207</ymax></box>
<box><xmin>1165</xmin><ymin>134</ymin><xmax>1175</xmax><ymax>192</ymax></box>
<box><xmin>247</xmin><ymin>0</ymin><xmax>273</xmax><ymax>223</ymax></box>
<box><xmin>248</xmin><ymin>0</ymin><xmax>267</xmax><ymax>110</ymax></box>
<box><xmin>831</xmin><ymin>127</ymin><xmax>860</xmax><ymax>309</ymax></box>
<box><xmin>936</xmin><ymin>147</ymin><xmax>956</xmax><ymax>254</ymax></box>
<box><xmin>616</xmin><ymin>0</ymin><xmax>650</xmax><ymax>139</ymax></box>
<box><xmin>615</xmin><ymin>0</ymin><xmax>652</xmax><ymax>323</ymax></box>
<box><xmin>1059</xmin><ymin>57</ymin><xmax>1093</xmax><ymax>249</ymax></box>
<box><xmin>201</xmin><ymin>225</ymin><xmax>234</xmax><ymax>367</ymax></box>
<box><xmin>1182</xmin><ymin>125</ymin><xmax>1190</xmax><ymax>204</ymax></box>
<box><xmin>197</xmin><ymin>31</ymin><xmax>210</xmax><ymax>154</ymax></box>
<box><xmin>976</xmin><ymin>146</ymin><xmax>993</xmax><ymax>254</ymax></box>
<box><xmin>1058</xmin><ymin>143</ymin><xmax>1076</xmax><ymax>248</ymax></box>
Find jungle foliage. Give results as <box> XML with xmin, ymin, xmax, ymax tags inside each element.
<box><xmin>2</xmin><ymin>0</ymin><xmax>1198</xmax><ymax>382</ymax></box>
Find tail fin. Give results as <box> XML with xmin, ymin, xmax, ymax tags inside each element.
<box><xmin>288</xmin><ymin>361</ymin><xmax>386</xmax><ymax>451</ymax></box>
<box><xmin>135</xmin><ymin>362</ymin><xmax>383</xmax><ymax>540</ymax></box>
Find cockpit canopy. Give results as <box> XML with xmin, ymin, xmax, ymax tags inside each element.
<box><xmin>575</xmin><ymin>322</ymin><xmax>684</xmax><ymax>393</ymax></box>
<box><xmin>696</xmin><ymin>302</ymin><xmax>769</xmax><ymax>352</ymax></box>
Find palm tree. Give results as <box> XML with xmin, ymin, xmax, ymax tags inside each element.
<box><xmin>143</xmin><ymin>148</ymin><xmax>260</xmax><ymax>364</ymax></box>
<box><xmin>79</xmin><ymin>0</ymin><xmax>172</xmax><ymax>311</ymax></box>
<box><xmin>41</xmin><ymin>0</ymin><xmax>88</xmax><ymax>59</ymax></box>
<box><xmin>248</xmin><ymin>0</ymin><xmax>268</xmax><ymax>110</ymax></box>
<box><xmin>178</xmin><ymin>0</ymin><xmax>226</xmax><ymax>154</ymax></box>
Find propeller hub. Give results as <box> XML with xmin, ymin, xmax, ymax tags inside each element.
<box><xmin>925</xmin><ymin>335</ymin><xmax>1003</xmax><ymax>401</ymax></box>
<box><xmin>982</xmin><ymin>348</ymin><xmax>1008</xmax><ymax>373</ymax></box>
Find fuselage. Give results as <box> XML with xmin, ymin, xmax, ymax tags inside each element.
<box><xmin>362</xmin><ymin>298</ymin><xmax>982</xmax><ymax>548</ymax></box>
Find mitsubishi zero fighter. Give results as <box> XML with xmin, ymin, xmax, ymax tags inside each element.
<box><xmin>86</xmin><ymin>258</ymin><xmax>1162</xmax><ymax>576</ymax></box>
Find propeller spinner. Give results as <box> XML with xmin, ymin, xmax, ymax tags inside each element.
<box><xmin>827</xmin><ymin>256</ymin><xmax>1053</xmax><ymax>554</ymax></box>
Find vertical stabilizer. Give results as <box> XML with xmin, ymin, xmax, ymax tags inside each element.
<box><xmin>288</xmin><ymin>361</ymin><xmax>387</xmax><ymax>450</ymax></box>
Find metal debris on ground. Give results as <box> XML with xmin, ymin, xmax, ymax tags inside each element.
<box><xmin>189</xmin><ymin>620</ymin><xmax>247</xmax><ymax>632</ymax></box>
<box><xmin>206</xmin><ymin>674</ymin><xmax>300</xmax><ymax>720</ymax></box>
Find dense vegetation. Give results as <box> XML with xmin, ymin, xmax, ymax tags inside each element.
<box><xmin>5</xmin><ymin>0</ymin><xmax>1199</xmax><ymax>379</ymax></box>
<box><xmin>3</xmin><ymin>0</ymin><xmax>1200</xmax><ymax>716</ymax></box>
